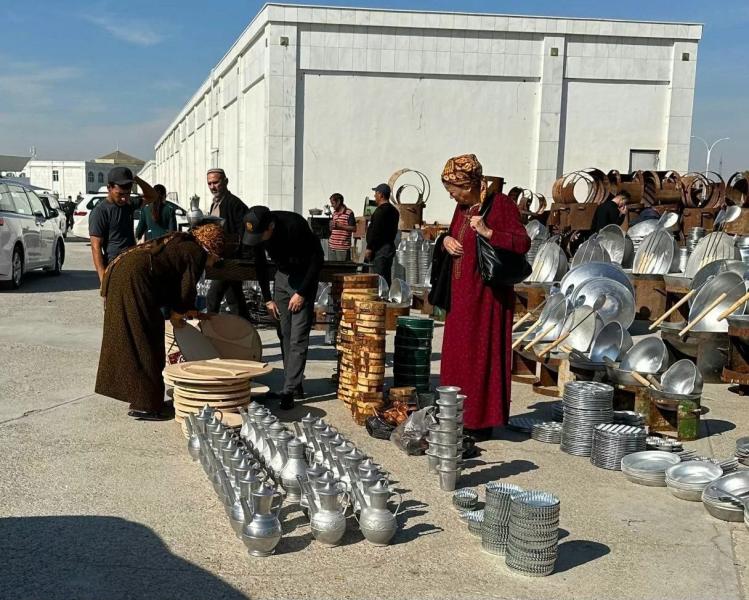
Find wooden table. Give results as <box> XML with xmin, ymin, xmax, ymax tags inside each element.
<box><xmin>628</xmin><ymin>273</ymin><xmax>666</xmax><ymax>323</ymax></box>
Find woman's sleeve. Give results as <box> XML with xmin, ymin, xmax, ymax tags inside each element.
<box><xmin>172</xmin><ymin>243</ymin><xmax>207</xmax><ymax>313</ymax></box>
<box><xmin>486</xmin><ymin>194</ymin><xmax>531</xmax><ymax>254</ymax></box>
<box><xmin>135</xmin><ymin>213</ymin><xmax>147</xmax><ymax>240</ymax></box>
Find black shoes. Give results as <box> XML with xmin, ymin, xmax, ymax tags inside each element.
<box><xmin>266</xmin><ymin>385</ymin><xmax>305</xmax><ymax>401</ymax></box>
<box><xmin>464</xmin><ymin>427</ymin><xmax>493</xmax><ymax>443</ymax></box>
<box><xmin>279</xmin><ymin>394</ymin><xmax>295</xmax><ymax>410</ymax></box>
<box><xmin>128</xmin><ymin>409</ymin><xmax>173</xmax><ymax>421</ymax></box>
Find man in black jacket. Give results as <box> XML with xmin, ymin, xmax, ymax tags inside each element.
<box><xmin>365</xmin><ymin>183</ymin><xmax>400</xmax><ymax>286</ymax></box>
<box><xmin>243</xmin><ymin>206</ymin><xmax>324</xmax><ymax>410</ymax></box>
<box><xmin>205</xmin><ymin>168</ymin><xmax>251</xmax><ymax>318</ymax></box>
<box><xmin>591</xmin><ymin>190</ymin><xmax>629</xmax><ymax>233</ymax></box>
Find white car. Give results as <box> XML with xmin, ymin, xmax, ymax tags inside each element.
<box><xmin>38</xmin><ymin>194</ymin><xmax>69</xmax><ymax>238</ymax></box>
<box><xmin>0</xmin><ymin>180</ymin><xmax>65</xmax><ymax>288</ymax></box>
<box><xmin>72</xmin><ymin>194</ymin><xmax>189</xmax><ymax>239</ymax></box>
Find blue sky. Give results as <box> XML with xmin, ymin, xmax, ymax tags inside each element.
<box><xmin>1</xmin><ymin>0</ymin><xmax>746</xmax><ymax>176</ymax></box>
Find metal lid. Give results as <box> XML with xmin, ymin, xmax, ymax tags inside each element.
<box><xmin>301</xmin><ymin>412</ymin><xmax>316</xmax><ymax>424</ymax></box>
<box><xmin>369</xmin><ymin>479</ymin><xmax>390</xmax><ymax>495</ymax></box>
<box><xmin>345</xmin><ymin>448</ymin><xmax>366</xmax><ymax>462</ymax></box>
<box><xmin>317</xmin><ymin>481</ymin><xmax>340</xmax><ymax>496</ymax></box>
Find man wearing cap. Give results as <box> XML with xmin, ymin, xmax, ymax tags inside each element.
<box><xmin>243</xmin><ymin>206</ymin><xmax>324</xmax><ymax>410</ymax></box>
<box><xmin>205</xmin><ymin>168</ymin><xmax>251</xmax><ymax>319</ymax></box>
<box><xmin>365</xmin><ymin>183</ymin><xmax>400</xmax><ymax>286</ymax></box>
<box><xmin>89</xmin><ymin>167</ymin><xmax>158</xmax><ymax>283</ymax></box>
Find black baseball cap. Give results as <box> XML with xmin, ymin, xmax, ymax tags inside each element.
<box><xmin>108</xmin><ymin>167</ymin><xmax>134</xmax><ymax>186</ymax></box>
<box><xmin>242</xmin><ymin>205</ymin><xmax>273</xmax><ymax>246</ymax></box>
<box><xmin>372</xmin><ymin>183</ymin><xmax>391</xmax><ymax>197</ymax></box>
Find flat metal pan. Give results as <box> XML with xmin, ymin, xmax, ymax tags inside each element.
<box><xmin>559</xmin><ymin>262</ymin><xmax>634</xmax><ymax>299</ymax></box>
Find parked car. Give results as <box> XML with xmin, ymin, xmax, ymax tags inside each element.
<box><xmin>0</xmin><ymin>180</ymin><xmax>65</xmax><ymax>288</ymax></box>
<box><xmin>72</xmin><ymin>195</ymin><xmax>188</xmax><ymax>239</ymax></box>
<box><xmin>39</xmin><ymin>194</ymin><xmax>69</xmax><ymax>238</ymax></box>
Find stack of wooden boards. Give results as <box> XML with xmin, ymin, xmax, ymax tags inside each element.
<box><xmin>335</xmin><ymin>274</ymin><xmax>388</xmax><ymax>424</ymax></box>
<box><xmin>163</xmin><ymin>358</ymin><xmax>271</xmax><ymax>436</ymax></box>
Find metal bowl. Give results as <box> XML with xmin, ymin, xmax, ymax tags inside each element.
<box><xmin>620</xmin><ymin>338</ymin><xmax>669</xmax><ymax>374</ymax></box>
<box><xmin>660</xmin><ymin>359</ymin><xmax>703</xmax><ymax>395</ymax></box>
<box><xmin>705</xmin><ymin>471</ymin><xmax>749</xmax><ymax>502</ymax></box>
<box><xmin>626</xmin><ymin>219</ymin><xmax>660</xmax><ymax>243</ymax></box>
<box><xmin>666</xmin><ymin>461</ymin><xmax>722</xmax><ymax>486</ymax></box>
<box><xmin>388</xmin><ymin>278</ymin><xmax>412</xmax><ymax>305</ymax></box>
<box><xmin>685</xmin><ymin>233</ymin><xmax>741</xmax><ymax>279</ymax></box>
<box><xmin>573</xmin><ymin>278</ymin><xmax>635</xmax><ymax>328</ymax></box>
<box><xmin>559</xmin><ymin>262</ymin><xmax>634</xmax><ymax>299</ymax></box>
<box><xmin>688</xmin><ymin>270</ymin><xmax>748</xmax><ymax>333</ymax></box>
<box><xmin>589</xmin><ymin>322</ymin><xmax>625</xmax><ymax>363</ymax></box>
<box><xmin>529</xmin><ymin>241</ymin><xmax>568</xmax><ymax>284</ymax></box>
<box><xmin>632</xmin><ymin>229</ymin><xmax>677</xmax><ymax>275</ymax></box>
<box><xmin>604</xmin><ymin>362</ymin><xmax>643</xmax><ymax>387</ymax></box>
<box><xmin>571</xmin><ymin>237</ymin><xmax>611</xmax><ymax>268</ymax></box>
<box><xmin>598</xmin><ymin>224</ymin><xmax>634</xmax><ymax>266</ymax></box>
<box><xmin>560</xmin><ymin>306</ymin><xmax>604</xmax><ymax>353</ymax></box>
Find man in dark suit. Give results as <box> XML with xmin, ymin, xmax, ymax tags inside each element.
<box><xmin>205</xmin><ymin>168</ymin><xmax>250</xmax><ymax>319</ymax></box>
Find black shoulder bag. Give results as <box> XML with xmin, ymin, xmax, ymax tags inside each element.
<box><xmin>475</xmin><ymin>195</ymin><xmax>532</xmax><ymax>287</ymax></box>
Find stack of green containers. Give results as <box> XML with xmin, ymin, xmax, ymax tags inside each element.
<box><xmin>393</xmin><ymin>316</ymin><xmax>435</xmax><ymax>393</ymax></box>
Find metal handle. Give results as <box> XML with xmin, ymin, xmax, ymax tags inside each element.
<box><xmin>272</xmin><ymin>490</ymin><xmax>285</xmax><ymax>518</ymax></box>
<box><xmin>539</xmin><ymin>331</ymin><xmax>570</xmax><ymax>357</ymax></box>
<box><xmin>524</xmin><ymin>323</ymin><xmax>555</xmax><ymax>351</ymax></box>
<box><xmin>679</xmin><ymin>292</ymin><xmax>727</xmax><ymax>336</ymax></box>
<box><xmin>649</xmin><ymin>290</ymin><xmax>695</xmax><ymax>330</ymax></box>
<box><xmin>392</xmin><ymin>490</ymin><xmax>404</xmax><ymax>517</ymax></box>
<box><xmin>631</xmin><ymin>371</ymin><xmax>653</xmax><ymax>388</ymax></box>
<box><xmin>512</xmin><ymin>319</ymin><xmax>542</xmax><ymax>349</ymax></box>
<box><xmin>512</xmin><ymin>311</ymin><xmax>534</xmax><ymax>332</ymax></box>
<box><xmin>717</xmin><ymin>289</ymin><xmax>749</xmax><ymax>321</ymax></box>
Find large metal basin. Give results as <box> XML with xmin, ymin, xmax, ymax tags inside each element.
<box><xmin>632</xmin><ymin>229</ymin><xmax>677</xmax><ymax>275</ymax></box>
<box><xmin>620</xmin><ymin>337</ymin><xmax>669</xmax><ymax>374</ymax></box>
<box><xmin>560</xmin><ymin>306</ymin><xmax>604</xmax><ymax>352</ymax></box>
<box><xmin>571</xmin><ymin>237</ymin><xmax>611</xmax><ymax>268</ymax></box>
<box><xmin>573</xmin><ymin>278</ymin><xmax>635</xmax><ymax>329</ymax></box>
<box><xmin>685</xmin><ymin>233</ymin><xmax>740</xmax><ymax>279</ymax></box>
<box><xmin>529</xmin><ymin>241</ymin><xmax>568</xmax><ymax>284</ymax></box>
<box><xmin>559</xmin><ymin>262</ymin><xmax>634</xmax><ymax>299</ymax></box>
<box><xmin>688</xmin><ymin>271</ymin><xmax>748</xmax><ymax>333</ymax></box>
<box><xmin>589</xmin><ymin>321</ymin><xmax>625</xmax><ymax>363</ymax></box>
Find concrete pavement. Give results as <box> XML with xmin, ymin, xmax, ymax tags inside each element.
<box><xmin>1</xmin><ymin>240</ymin><xmax>747</xmax><ymax>600</ymax></box>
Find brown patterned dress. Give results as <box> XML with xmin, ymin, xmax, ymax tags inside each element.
<box><xmin>95</xmin><ymin>236</ymin><xmax>207</xmax><ymax>412</ymax></box>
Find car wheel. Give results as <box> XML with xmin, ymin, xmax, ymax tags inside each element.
<box><xmin>10</xmin><ymin>246</ymin><xmax>23</xmax><ymax>289</ymax></box>
<box><xmin>48</xmin><ymin>241</ymin><xmax>63</xmax><ymax>276</ymax></box>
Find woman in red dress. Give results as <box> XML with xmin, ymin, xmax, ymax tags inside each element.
<box><xmin>439</xmin><ymin>154</ymin><xmax>531</xmax><ymax>441</ymax></box>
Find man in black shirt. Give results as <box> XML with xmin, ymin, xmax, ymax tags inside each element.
<box><xmin>243</xmin><ymin>206</ymin><xmax>324</xmax><ymax>410</ymax></box>
<box><xmin>205</xmin><ymin>168</ymin><xmax>251</xmax><ymax>319</ymax></box>
<box><xmin>591</xmin><ymin>190</ymin><xmax>629</xmax><ymax>233</ymax></box>
<box><xmin>365</xmin><ymin>183</ymin><xmax>400</xmax><ymax>286</ymax></box>
<box><xmin>89</xmin><ymin>167</ymin><xmax>158</xmax><ymax>283</ymax></box>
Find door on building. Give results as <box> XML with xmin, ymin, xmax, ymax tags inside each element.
<box><xmin>629</xmin><ymin>150</ymin><xmax>660</xmax><ymax>172</ymax></box>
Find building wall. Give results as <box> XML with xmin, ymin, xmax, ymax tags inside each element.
<box><xmin>26</xmin><ymin>161</ymin><xmax>86</xmax><ymax>199</ymax></box>
<box><xmin>153</xmin><ymin>4</ymin><xmax>702</xmax><ymax>221</ymax></box>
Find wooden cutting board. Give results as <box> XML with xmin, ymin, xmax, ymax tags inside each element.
<box><xmin>174</xmin><ymin>393</ymin><xmax>250</xmax><ymax>409</ymax></box>
<box><xmin>200</xmin><ymin>314</ymin><xmax>263</xmax><ymax>362</ymax></box>
<box><xmin>173</xmin><ymin>385</ymin><xmax>252</xmax><ymax>401</ymax></box>
<box><xmin>163</xmin><ymin>359</ymin><xmax>271</xmax><ymax>383</ymax></box>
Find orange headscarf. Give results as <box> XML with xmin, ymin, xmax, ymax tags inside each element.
<box><xmin>191</xmin><ymin>223</ymin><xmax>225</xmax><ymax>257</ymax></box>
<box><xmin>441</xmin><ymin>154</ymin><xmax>488</xmax><ymax>203</ymax></box>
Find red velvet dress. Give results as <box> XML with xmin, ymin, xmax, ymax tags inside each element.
<box><xmin>439</xmin><ymin>193</ymin><xmax>531</xmax><ymax>429</ymax></box>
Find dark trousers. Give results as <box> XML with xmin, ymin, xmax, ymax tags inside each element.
<box><xmin>206</xmin><ymin>279</ymin><xmax>250</xmax><ymax>319</ymax></box>
<box><xmin>275</xmin><ymin>271</ymin><xmax>316</xmax><ymax>395</ymax></box>
<box><xmin>372</xmin><ymin>244</ymin><xmax>395</xmax><ymax>287</ymax></box>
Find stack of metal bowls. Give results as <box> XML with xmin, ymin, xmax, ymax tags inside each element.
<box><xmin>686</xmin><ymin>227</ymin><xmax>706</xmax><ymax>253</ymax></box>
<box><xmin>701</xmin><ymin>472</ymin><xmax>749</xmax><ymax>522</ymax></box>
<box><xmin>464</xmin><ymin>509</ymin><xmax>485</xmax><ymax>537</ymax></box>
<box><xmin>736</xmin><ymin>437</ymin><xmax>749</xmax><ymax>467</ymax></box>
<box><xmin>481</xmin><ymin>482</ymin><xmax>524</xmax><ymax>556</ymax></box>
<box><xmin>452</xmin><ymin>488</ymin><xmax>479</xmax><ymax>512</ymax></box>
<box><xmin>418</xmin><ymin>240</ymin><xmax>434</xmax><ymax>284</ymax></box>
<box><xmin>398</xmin><ymin>239</ymin><xmax>420</xmax><ymax>286</ymax></box>
<box><xmin>560</xmin><ymin>382</ymin><xmax>614</xmax><ymax>457</ymax></box>
<box><xmin>428</xmin><ymin>386</ymin><xmax>464</xmax><ymax>491</ymax></box>
<box><xmin>665</xmin><ymin>461</ymin><xmax>723</xmax><ymax>502</ymax></box>
<box><xmin>613</xmin><ymin>411</ymin><xmax>645</xmax><ymax>427</ymax></box>
<box><xmin>590</xmin><ymin>424</ymin><xmax>647</xmax><ymax>470</ymax></box>
<box><xmin>646</xmin><ymin>436</ymin><xmax>683</xmax><ymax>453</ymax></box>
<box><xmin>677</xmin><ymin>247</ymin><xmax>689</xmax><ymax>273</ymax></box>
<box><xmin>505</xmin><ymin>491</ymin><xmax>560</xmax><ymax>577</ymax></box>
<box><xmin>621</xmin><ymin>450</ymin><xmax>681</xmax><ymax>487</ymax></box>
<box><xmin>393</xmin><ymin>316</ymin><xmax>434</xmax><ymax>393</ymax></box>
<box><xmin>736</xmin><ymin>236</ymin><xmax>749</xmax><ymax>264</ymax></box>
<box><xmin>531</xmin><ymin>421</ymin><xmax>563</xmax><ymax>444</ymax></box>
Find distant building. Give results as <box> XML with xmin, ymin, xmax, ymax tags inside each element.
<box><xmin>152</xmin><ymin>3</ymin><xmax>702</xmax><ymax>222</ymax></box>
<box><xmin>25</xmin><ymin>150</ymin><xmax>146</xmax><ymax>198</ymax></box>
<box><xmin>0</xmin><ymin>154</ymin><xmax>31</xmax><ymax>185</ymax></box>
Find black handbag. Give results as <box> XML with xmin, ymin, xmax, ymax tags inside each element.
<box><xmin>475</xmin><ymin>195</ymin><xmax>531</xmax><ymax>287</ymax></box>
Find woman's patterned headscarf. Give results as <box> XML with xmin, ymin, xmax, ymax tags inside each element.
<box><xmin>191</xmin><ymin>223</ymin><xmax>225</xmax><ymax>257</ymax></box>
<box><xmin>441</xmin><ymin>154</ymin><xmax>488</xmax><ymax>203</ymax></box>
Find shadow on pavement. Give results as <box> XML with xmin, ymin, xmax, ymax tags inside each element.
<box><xmin>4</xmin><ymin>269</ymin><xmax>101</xmax><ymax>293</ymax></box>
<box><xmin>554</xmin><ymin>539</ymin><xmax>611</xmax><ymax>573</ymax></box>
<box><xmin>460</xmin><ymin>459</ymin><xmax>539</xmax><ymax>487</ymax></box>
<box><xmin>0</xmin><ymin>515</ymin><xmax>248</xmax><ymax>600</ymax></box>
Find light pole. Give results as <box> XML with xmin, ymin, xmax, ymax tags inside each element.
<box><xmin>691</xmin><ymin>136</ymin><xmax>730</xmax><ymax>174</ymax></box>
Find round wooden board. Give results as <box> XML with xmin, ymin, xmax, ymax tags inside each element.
<box><xmin>174</xmin><ymin>392</ymin><xmax>251</xmax><ymax>408</ymax></box>
<box><xmin>163</xmin><ymin>359</ymin><xmax>270</xmax><ymax>383</ymax></box>
<box><xmin>199</xmin><ymin>314</ymin><xmax>263</xmax><ymax>362</ymax></box>
<box><xmin>169</xmin><ymin>379</ymin><xmax>252</xmax><ymax>394</ymax></box>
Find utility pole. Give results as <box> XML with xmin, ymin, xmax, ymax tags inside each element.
<box><xmin>691</xmin><ymin>136</ymin><xmax>730</xmax><ymax>173</ymax></box>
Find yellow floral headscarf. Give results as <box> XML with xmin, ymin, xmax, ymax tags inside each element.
<box><xmin>441</xmin><ymin>154</ymin><xmax>488</xmax><ymax>203</ymax></box>
<box><xmin>191</xmin><ymin>223</ymin><xmax>225</xmax><ymax>257</ymax></box>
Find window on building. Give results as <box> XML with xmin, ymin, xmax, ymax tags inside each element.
<box><xmin>52</xmin><ymin>170</ymin><xmax>59</xmax><ymax>182</ymax></box>
<box><xmin>629</xmin><ymin>150</ymin><xmax>660</xmax><ymax>172</ymax></box>
<box><xmin>98</xmin><ymin>172</ymin><xmax>104</xmax><ymax>184</ymax></box>
<box><xmin>88</xmin><ymin>171</ymin><xmax>94</xmax><ymax>183</ymax></box>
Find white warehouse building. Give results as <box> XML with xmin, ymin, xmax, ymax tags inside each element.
<box><xmin>153</xmin><ymin>3</ymin><xmax>701</xmax><ymax>223</ymax></box>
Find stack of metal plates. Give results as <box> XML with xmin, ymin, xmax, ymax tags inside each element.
<box><xmin>646</xmin><ymin>436</ymin><xmax>683</xmax><ymax>453</ymax></box>
<box><xmin>736</xmin><ymin>437</ymin><xmax>749</xmax><ymax>466</ymax></box>
<box><xmin>481</xmin><ymin>483</ymin><xmax>524</xmax><ymax>555</ymax></box>
<box><xmin>560</xmin><ymin>382</ymin><xmax>614</xmax><ymax>457</ymax></box>
<box><xmin>531</xmin><ymin>421</ymin><xmax>563</xmax><ymax>444</ymax></box>
<box><xmin>505</xmin><ymin>491</ymin><xmax>560</xmax><ymax>577</ymax></box>
<box><xmin>590</xmin><ymin>424</ymin><xmax>647</xmax><ymax>470</ymax></box>
<box><xmin>464</xmin><ymin>509</ymin><xmax>484</xmax><ymax>537</ymax></box>
<box><xmin>686</xmin><ymin>227</ymin><xmax>706</xmax><ymax>253</ymax></box>
<box><xmin>621</xmin><ymin>451</ymin><xmax>681</xmax><ymax>487</ymax></box>
<box><xmin>418</xmin><ymin>240</ymin><xmax>434</xmax><ymax>285</ymax></box>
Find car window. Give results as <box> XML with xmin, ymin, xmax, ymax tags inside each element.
<box><xmin>169</xmin><ymin>201</ymin><xmax>186</xmax><ymax>216</ymax></box>
<box><xmin>86</xmin><ymin>196</ymin><xmax>106</xmax><ymax>210</ymax></box>
<box><xmin>0</xmin><ymin>184</ymin><xmax>14</xmax><ymax>212</ymax></box>
<box><xmin>26</xmin><ymin>190</ymin><xmax>47</xmax><ymax>217</ymax></box>
<box><xmin>8</xmin><ymin>185</ymin><xmax>32</xmax><ymax>215</ymax></box>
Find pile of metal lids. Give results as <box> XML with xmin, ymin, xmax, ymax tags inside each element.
<box><xmin>560</xmin><ymin>382</ymin><xmax>614</xmax><ymax>457</ymax></box>
<box><xmin>736</xmin><ymin>437</ymin><xmax>749</xmax><ymax>467</ymax></box>
<box><xmin>531</xmin><ymin>421</ymin><xmax>563</xmax><ymax>444</ymax></box>
<box><xmin>621</xmin><ymin>450</ymin><xmax>681</xmax><ymax>487</ymax></box>
<box><xmin>665</xmin><ymin>461</ymin><xmax>723</xmax><ymax>502</ymax></box>
<box><xmin>506</xmin><ymin>491</ymin><xmax>561</xmax><ymax>577</ymax></box>
<box><xmin>590</xmin><ymin>424</ymin><xmax>647</xmax><ymax>470</ymax></box>
<box><xmin>701</xmin><ymin>472</ymin><xmax>749</xmax><ymax>522</ymax></box>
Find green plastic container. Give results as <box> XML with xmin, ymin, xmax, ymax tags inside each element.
<box><xmin>396</xmin><ymin>316</ymin><xmax>435</xmax><ymax>331</ymax></box>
